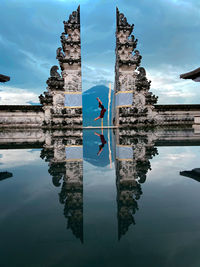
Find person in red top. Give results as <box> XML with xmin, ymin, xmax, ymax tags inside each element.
<box><xmin>94</xmin><ymin>97</ymin><xmax>107</xmax><ymax>121</ymax></box>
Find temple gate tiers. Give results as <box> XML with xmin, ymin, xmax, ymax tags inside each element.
<box><xmin>113</xmin><ymin>8</ymin><xmax>158</xmax><ymax>127</ymax></box>
<box><xmin>39</xmin><ymin>6</ymin><xmax>82</xmax><ymax>128</ymax></box>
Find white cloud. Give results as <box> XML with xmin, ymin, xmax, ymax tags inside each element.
<box><xmin>19</xmin><ymin>49</ymin><xmax>51</xmax><ymax>76</ymax></box>
<box><xmin>0</xmin><ymin>85</ymin><xmax>39</xmax><ymax>105</ymax></box>
<box><xmin>147</xmin><ymin>64</ymin><xmax>199</xmax><ymax>104</ymax></box>
<box><xmin>82</xmin><ymin>64</ymin><xmax>114</xmax><ymax>91</ymax></box>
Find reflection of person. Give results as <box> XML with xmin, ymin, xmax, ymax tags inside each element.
<box><xmin>94</xmin><ymin>131</ymin><xmax>107</xmax><ymax>156</ymax></box>
<box><xmin>94</xmin><ymin>97</ymin><xmax>107</xmax><ymax>121</ymax></box>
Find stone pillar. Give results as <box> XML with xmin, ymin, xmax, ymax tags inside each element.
<box><xmin>114</xmin><ymin>8</ymin><xmax>158</xmax><ymax>126</ymax></box>
<box><xmin>57</xmin><ymin>5</ymin><xmax>82</xmax><ymax>127</ymax></box>
<box><xmin>40</xmin><ymin>6</ymin><xmax>82</xmax><ymax>128</ymax></box>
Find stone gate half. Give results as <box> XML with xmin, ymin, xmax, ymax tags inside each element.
<box><xmin>113</xmin><ymin>8</ymin><xmax>158</xmax><ymax>126</ymax></box>
<box><xmin>40</xmin><ymin>6</ymin><xmax>83</xmax><ymax>128</ymax></box>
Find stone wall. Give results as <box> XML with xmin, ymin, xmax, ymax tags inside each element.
<box><xmin>0</xmin><ymin>105</ymin><xmax>44</xmax><ymax>128</ymax></box>
<box><xmin>117</xmin><ymin>104</ymin><xmax>200</xmax><ymax>127</ymax></box>
<box><xmin>153</xmin><ymin>105</ymin><xmax>200</xmax><ymax>125</ymax></box>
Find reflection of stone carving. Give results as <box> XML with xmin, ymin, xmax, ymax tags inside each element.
<box><xmin>115</xmin><ymin>130</ymin><xmax>158</xmax><ymax>239</ymax></box>
<box><xmin>40</xmin><ymin>131</ymin><xmax>83</xmax><ymax>242</ymax></box>
<box><xmin>180</xmin><ymin>168</ymin><xmax>200</xmax><ymax>182</ymax></box>
<box><xmin>0</xmin><ymin>171</ymin><xmax>13</xmax><ymax>181</ymax></box>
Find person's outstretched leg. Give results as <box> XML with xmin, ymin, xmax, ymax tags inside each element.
<box><xmin>94</xmin><ymin>116</ymin><xmax>101</xmax><ymax>121</ymax></box>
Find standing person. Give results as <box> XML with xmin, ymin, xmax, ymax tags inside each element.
<box><xmin>94</xmin><ymin>97</ymin><xmax>107</xmax><ymax>121</ymax></box>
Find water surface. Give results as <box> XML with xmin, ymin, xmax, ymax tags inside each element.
<box><xmin>0</xmin><ymin>129</ymin><xmax>200</xmax><ymax>267</ymax></box>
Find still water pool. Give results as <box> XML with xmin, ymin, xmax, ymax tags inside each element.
<box><xmin>0</xmin><ymin>129</ymin><xmax>200</xmax><ymax>267</ymax></box>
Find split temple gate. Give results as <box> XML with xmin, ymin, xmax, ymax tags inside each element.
<box><xmin>0</xmin><ymin>6</ymin><xmax>200</xmax><ymax>128</ymax></box>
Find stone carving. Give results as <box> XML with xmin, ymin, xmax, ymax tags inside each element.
<box><xmin>50</xmin><ymin>65</ymin><xmax>61</xmax><ymax>78</ymax></box>
<box><xmin>56</xmin><ymin>47</ymin><xmax>65</xmax><ymax>61</ymax></box>
<box><xmin>38</xmin><ymin>6</ymin><xmax>82</xmax><ymax>128</ymax></box>
<box><xmin>135</xmin><ymin>67</ymin><xmax>150</xmax><ymax>90</ymax></box>
<box><xmin>63</xmin><ymin>6</ymin><xmax>80</xmax><ymax>29</ymax></box>
<box><xmin>117</xmin><ymin>8</ymin><xmax>134</xmax><ymax>31</ymax></box>
<box><xmin>131</xmin><ymin>50</ymin><xmax>142</xmax><ymax>66</ymax></box>
<box><xmin>61</xmin><ymin>32</ymin><xmax>67</xmax><ymax>44</ymax></box>
<box><xmin>114</xmin><ymin>7</ymin><xmax>158</xmax><ymax>126</ymax></box>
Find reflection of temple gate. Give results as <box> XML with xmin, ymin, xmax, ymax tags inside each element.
<box><xmin>40</xmin><ymin>131</ymin><xmax>83</xmax><ymax>243</ymax></box>
<box><xmin>114</xmin><ymin>130</ymin><xmax>158</xmax><ymax>239</ymax></box>
<box><xmin>2</xmin><ymin>128</ymin><xmax>200</xmax><ymax>240</ymax></box>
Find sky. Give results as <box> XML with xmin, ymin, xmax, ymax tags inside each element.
<box><xmin>0</xmin><ymin>0</ymin><xmax>200</xmax><ymax>105</ymax></box>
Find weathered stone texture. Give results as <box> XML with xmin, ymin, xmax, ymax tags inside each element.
<box><xmin>0</xmin><ymin>106</ymin><xmax>44</xmax><ymax>128</ymax></box>
<box><xmin>114</xmin><ymin>8</ymin><xmax>158</xmax><ymax>126</ymax></box>
<box><xmin>39</xmin><ymin>6</ymin><xmax>82</xmax><ymax>128</ymax></box>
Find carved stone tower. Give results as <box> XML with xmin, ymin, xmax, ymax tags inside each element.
<box><xmin>40</xmin><ymin>6</ymin><xmax>82</xmax><ymax>128</ymax></box>
<box><xmin>114</xmin><ymin>8</ymin><xmax>158</xmax><ymax>126</ymax></box>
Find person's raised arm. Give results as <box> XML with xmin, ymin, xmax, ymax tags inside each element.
<box><xmin>94</xmin><ymin>132</ymin><xmax>101</xmax><ymax>137</ymax></box>
<box><xmin>96</xmin><ymin>97</ymin><xmax>102</xmax><ymax>105</ymax></box>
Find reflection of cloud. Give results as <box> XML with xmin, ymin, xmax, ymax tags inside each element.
<box><xmin>148</xmin><ymin>147</ymin><xmax>198</xmax><ymax>185</ymax></box>
<box><xmin>0</xmin><ymin>149</ymin><xmax>41</xmax><ymax>169</ymax></box>
<box><xmin>165</xmin><ymin>153</ymin><xmax>195</xmax><ymax>161</ymax></box>
<box><xmin>84</xmin><ymin>161</ymin><xmax>115</xmax><ymax>188</ymax></box>
<box><xmin>0</xmin><ymin>86</ymin><xmax>39</xmax><ymax>105</ymax></box>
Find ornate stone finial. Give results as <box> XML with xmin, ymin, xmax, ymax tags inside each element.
<box><xmin>50</xmin><ymin>65</ymin><xmax>61</xmax><ymax>78</ymax></box>
<box><xmin>116</xmin><ymin>7</ymin><xmax>134</xmax><ymax>32</ymax></box>
<box><xmin>137</xmin><ymin>67</ymin><xmax>147</xmax><ymax>79</ymax></box>
<box><xmin>63</xmin><ymin>5</ymin><xmax>80</xmax><ymax>32</ymax></box>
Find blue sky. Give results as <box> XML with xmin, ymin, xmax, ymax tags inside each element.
<box><xmin>0</xmin><ymin>0</ymin><xmax>200</xmax><ymax>104</ymax></box>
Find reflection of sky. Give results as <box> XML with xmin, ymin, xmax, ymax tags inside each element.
<box><xmin>0</xmin><ymin>149</ymin><xmax>42</xmax><ymax>168</ymax></box>
<box><xmin>83</xmin><ymin>129</ymin><xmax>113</xmax><ymax>167</ymax></box>
<box><xmin>0</xmin><ymin>144</ymin><xmax>200</xmax><ymax>265</ymax></box>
